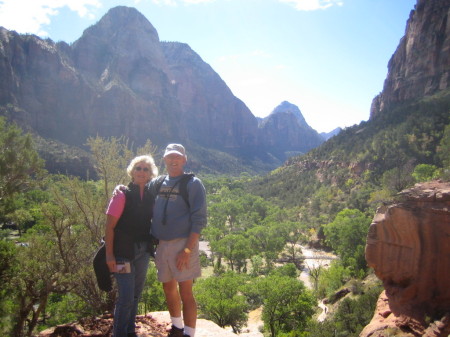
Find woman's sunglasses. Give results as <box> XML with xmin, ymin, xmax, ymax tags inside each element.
<box><xmin>134</xmin><ymin>166</ymin><xmax>150</xmax><ymax>172</ymax></box>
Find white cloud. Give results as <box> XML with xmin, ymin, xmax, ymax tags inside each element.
<box><xmin>278</xmin><ymin>0</ymin><xmax>343</xmax><ymax>11</ymax></box>
<box><xmin>0</xmin><ymin>0</ymin><xmax>101</xmax><ymax>36</ymax></box>
<box><xmin>151</xmin><ymin>0</ymin><xmax>214</xmax><ymax>6</ymax></box>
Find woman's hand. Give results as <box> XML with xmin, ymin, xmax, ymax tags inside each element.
<box><xmin>106</xmin><ymin>254</ymin><xmax>116</xmax><ymax>273</ymax></box>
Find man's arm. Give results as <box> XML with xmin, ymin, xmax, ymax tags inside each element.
<box><xmin>176</xmin><ymin>232</ymin><xmax>200</xmax><ymax>271</ymax></box>
<box><xmin>188</xmin><ymin>179</ymin><xmax>207</xmax><ymax>234</ymax></box>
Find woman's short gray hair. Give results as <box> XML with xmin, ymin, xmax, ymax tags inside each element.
<box><xmin>126</xmin><ymin>155</ymin><xmax>159</xmax><ymax>179</ymax></box>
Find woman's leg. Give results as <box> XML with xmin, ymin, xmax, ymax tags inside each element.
<box><xmin>113</xmin><ymin>263</ymin><xmax>135</xmax><ymax>337</ymax></box>
<box><xmin>127</xmin><ymin>243</ymin><xmax>151</xmax><ymax>334</ymax></box>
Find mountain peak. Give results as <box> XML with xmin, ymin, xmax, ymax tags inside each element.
<box><xmin>270</xmin><ymin>101</ymin><xmax>308</xmax><ymax>127</ymax></box>
<box><xmin>71</xmin><ymin>6</ymin><xmax>166</xmax><ymax>78</ymax></box>
<box><xmin>96</xmin><ymin>6</ymin><xmax>158</xmax><ymax>39</ymax></box>
<box><xmin>73</xmin><ymin>6</ymin><xmax>160</xmax><ymax>50</ymax></box>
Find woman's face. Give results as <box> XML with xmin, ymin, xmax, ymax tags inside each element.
<box><xmin>131</xmin><ymin>161</ymin><xmax>152</xmax><ymax>185</ymax></box>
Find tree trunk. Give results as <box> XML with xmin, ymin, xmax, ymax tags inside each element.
<box><xmin>12</xmin><ymin>297</ymin><xmax>33</xmax><ymax>337</ymax></box>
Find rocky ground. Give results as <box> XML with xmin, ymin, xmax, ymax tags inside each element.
<box><xmin>37</xmin><ymin>311</ymin><xmax>240</xmax><ymax>337</ymax></box>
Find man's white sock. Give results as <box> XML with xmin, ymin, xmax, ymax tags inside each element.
<box><xmin>171</xmin><ymin>316</ymin><xmax>183</xmax><ymax>329</ymax></box>
<box><xmin>184</xmin><ymin>325</ymin><xmax>195</xmax><ymax>337</ymax></box>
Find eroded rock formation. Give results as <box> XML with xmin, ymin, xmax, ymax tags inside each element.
<box><xmin>370</xmin><ymin>0</ymin><xmax>450</xmax><ymax>117</ymax></box>
<box><xmin>362</xmin><ymin>181</ymin><xmax>450</xmax><ymax>337</ymax></box>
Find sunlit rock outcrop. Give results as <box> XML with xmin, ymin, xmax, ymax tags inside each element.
<box><xmin>362</xmin><ymin>181</ymin><xmax>450</xmax><ymax>337</ymax></box>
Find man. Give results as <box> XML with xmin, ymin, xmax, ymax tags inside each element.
<box><xmin>150</xmin><ymin>144</ymin><xmax>207</xmax><ymax>337</ymax></box>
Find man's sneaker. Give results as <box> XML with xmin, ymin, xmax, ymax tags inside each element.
<box><xmin>167</xmin><ymin>325</ymin><xmax>184</xmax><ymax>337</ymax></box>
<box><xmin>183</xmin><ymin>335</ymin><xmax>190</xmax><ymax>337</ymax></box>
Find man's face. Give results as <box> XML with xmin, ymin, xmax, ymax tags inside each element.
<box><xmin>164</xmin><ymin>153</ymin><xmax>186</xmax><ymax>177</ymax></box>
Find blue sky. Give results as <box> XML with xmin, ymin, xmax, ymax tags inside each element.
<box><xmin>0</xmin><ymin>0</ymin><xmax>416</xmax><ymax>132</ymax></box>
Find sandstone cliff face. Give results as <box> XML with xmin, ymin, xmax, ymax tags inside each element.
<box><xmin>362</xmin><ymin>181</ymin><xmax>450</xmax><ymax>337</ymax></box>
<box><xmin>371</xmin><ymin>0</ymin><xmax>450</xmax><ymax>117</ymax></box>
<box><xmin>0</xmin><ymin>6</ymin><xmax>322</xmax><ymax>172</ymax></box>
<box><xmin>162</xmin><ymin>42</ymin><xmax>258</xmax><ymax>149</ymax></box>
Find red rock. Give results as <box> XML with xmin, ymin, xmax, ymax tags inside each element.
<box><xmin>362</xmin><ymin>181</ymin><xmax>450</xmax><ymax>337</ymax></box>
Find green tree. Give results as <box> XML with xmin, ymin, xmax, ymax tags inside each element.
<box><xmin>86</xmin><ymin>136</ymin><xmax>157</xmax><ymax>204</ymax></box>
<box><xmin>0</xmin><ymin>240</ymin><xmax>17</xmax><ymax>334</ymax></box>
<box><xmin>331</xmin><ymin>284</ymin><xmax>383</xmax><ymax>337</ymax></box>
<box><xmin>323</xmin><ymin>209</ymin><xmax>371</xmax><ymax>275</ymax></box>
<box><xmin>194</xmin><ymin>272</ymin><xmax>249</xmax><ymax>333</ymax></box>
<box><xmin>4</xmin><ymin>136</ymin><xmax>158</xmax><ymax>336</ymax></box>
<box><xmin>316</xmin><ymin>261</ymin><xmax>351</xmax><ymax>298</ymax></box>
<box><xmin>437</xmin><ymin>124</ymin><xmax>450</xmax><ymax>169</ymax></box>
<box><xmin>412</xmin><ymin>163</ymin><xmax>439</xmax><ymax>182</ymax></box>
<box><xmin>248</xmin><ymin>224</ymin><xmax>285</xmax><ymax>270</ymax></box>
<box><xmin>211</xmin><ymin>233</ymin><xmax>252</xmax><ymax>272</ymax></box>
<box><xmin>140</xmin><ymin>263</ymin><xmax>166</xmax><ymax>313</ymax></box>
<box><xmin>0</xmin><ymin>117</ymin><xmax>44</xmax><ymax>214</ymax></box>
<box><xmin>256</xmin><ymin>274</ymin><xmax>315</xmax><ymax>337</ymax></box>
<box><xmin>10</xmin><ymin>222</ymin><xmax>89</xmax><ymax>337</ymax></box>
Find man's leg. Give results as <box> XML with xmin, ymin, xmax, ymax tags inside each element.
<box><xmin>179</xmin><ymin>279</ymin><xmax>197</xmax><ymax>336</ymax></box>
<box><xmin>163</xmin><ymin>279</ymin><xmax>186</xmax><ymax>337</ymax></box>
<box><xmin>163</xmin><ymin>279</ymin><xmax>182</xmax><ymax>317</ymax></box>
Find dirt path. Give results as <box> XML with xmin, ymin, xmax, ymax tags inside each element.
<box><xmin>236</xmin><ymin>308</ymin><xmax>264</xmax><ymax>337</ymax></box>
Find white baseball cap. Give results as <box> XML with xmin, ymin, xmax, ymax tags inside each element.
<box><xmin>163</xmin><ymin>143</ymin><xmax>186</xmax><ymax>157</ymax></box>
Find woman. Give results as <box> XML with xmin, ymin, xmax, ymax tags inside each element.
<box><xmin>105</xmin><ymin>155</ymin><xmax>158</xmax><ymax>337</ymax></box>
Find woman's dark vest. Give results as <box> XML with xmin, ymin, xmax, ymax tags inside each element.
<box><xmin>113</xmin><ymin>183</ymin><xmax>154</xmax><ymax>259</ymax></box>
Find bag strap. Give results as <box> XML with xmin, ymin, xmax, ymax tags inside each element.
<box><xmin>154</xmin><ymin>173</ymin><xmax>194</xmax><ymax>207</ymax></box>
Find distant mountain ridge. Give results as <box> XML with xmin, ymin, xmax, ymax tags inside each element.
<box><xmin>258</xmin><ymin>101</ymin><xmax>324</xmax><ymax>158</ymax></box>
<box><xmin>0</xmin><ymin>6</ymin><xmax>327</xmax><ymax>175</ymax></box>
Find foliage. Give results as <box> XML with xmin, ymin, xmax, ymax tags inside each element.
<box><xmin>323</xmin><ymin>209</ymin><xmax>371</xmax><ymax>275</ymax></box>
<box><xmin>44</xmin><ymin>293</ymin><xmax>93</xmax><ymax>330</ymax></box>
<box><xmin>0</xmin><ymin>117</ymin><xmax>45</xmax><ymax>216</ymax></box>
<box><xmin>194</xmin><ymin>272</ymin><xmax>249</xmax><ymax>333</ymax></box>
<box><xmin>140</xmin><ymin>263</ymin><xmax>166</xmax><ymax>313</ymax></box>
<box><xmin>1</xmin><ymin>86</ymin><xmax>448</xmax><ymax>336</ymax></box>
<box><xmin>412</xmin><ymin>164</ymin><xmax>440</xmax><ymax>182</ymax></box>
<box><xmin>0</xmin><ymin>240</ymin><xmax>17</xmax><ymax>334</ymax></box>
<box><xmin>204</xmin><ymin>188</ymin><xmax>295</xmax><ymax>274</ymax></box>
<box><xmin>438</xmin><ymin>124</ymin><xmax>450</xmax><ymax>170</ymax></box>
<box><xmin>305</xmin><ymin>282</ymin><xmax>383</xmax><ymax>337</ymax></box>
<box><xmin>254</xmin><ymin>274</ymin><xmax>315</xmax><ymax>337</ymax></box>
<box><xmin>248</xmin><ymin>89</ymin><xmax>450</xmax><ymax>218</ymax></box>
<box><xmin>87</xmin><ymin>136</ymin><xmax>157</xmax><ymax>204</ymax></box>
<box><xmin>0</xmin><ymin>136</ymin><xmax>159</xmax><ymax>336</ymax></box>
<box><xmin>316</xmin><ymin>261</ymin><xmax>352</xmax><ymax>299</ymax></box>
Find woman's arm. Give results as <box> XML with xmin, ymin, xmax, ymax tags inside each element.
<box><xmin>105</xmin><ymin>214</ymin><xmax>120</xmax><ymax>273</ymax></box>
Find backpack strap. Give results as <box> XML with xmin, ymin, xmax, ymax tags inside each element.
<box><xmin>153</xmin><ymin>173</ymin><xmax>194</xmax><ymax>207</ymax></box>
<box><xmin>154</xmin><ymin>175</ymin><xmax>167</xmax><ymax>196</ymax></box>
<box><xmin>178</xmin><ymin>173</ymin><xmax>195</xmax><ymax>207</ymax></box>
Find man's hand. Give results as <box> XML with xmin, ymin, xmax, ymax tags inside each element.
<box><xmin>112</xmin><ymin>184</ymin><xmax>127</xmax><ymax>197</ymax></box>
<box><xmin>176</xmin><ymin>249</ymin><xmax>190</xmax><ymax>271</ymax></box>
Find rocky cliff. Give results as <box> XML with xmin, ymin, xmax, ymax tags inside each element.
<box><xmin>362</xmin><ymin>181</ymin><xmax>450</xmax><ymax>337</ymax></box>
<box><xmin>370</xmin><ymin>0</ymin><xmax>450</xmax><ymax>117</ymax></box>
<box><xmin>0</xmin><ymin>6</ymin><xmax>323</xmax><ymax>174</ymax></box>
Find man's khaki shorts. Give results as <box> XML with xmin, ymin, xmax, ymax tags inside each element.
<box><xmin>155</xmin><ymin>238</ymin><xmax>201</xmax><ymax>283</ymax></box>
